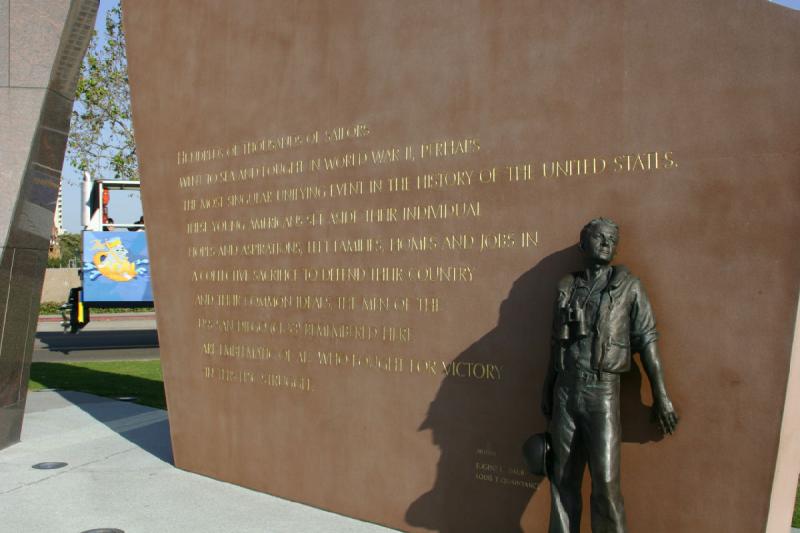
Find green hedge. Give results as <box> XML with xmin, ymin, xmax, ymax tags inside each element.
<box><xmin>39</xmin><ymin>301</ymin><xmax>154</xmax><ymax>315</ymax></box>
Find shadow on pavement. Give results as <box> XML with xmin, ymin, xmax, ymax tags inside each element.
<box><xmin>36</xmin><ymin>329</ymin><xmax>159</xmax><ymax>354</ymax></box>
<box><xmin>30</xmin><ymin>364</ymin><xmax>172</xmax><ymax>464</ymax></box>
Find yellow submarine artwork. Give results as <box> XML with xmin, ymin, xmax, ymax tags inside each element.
<box><xmin>84</xmin><ymin>237</ymin><xmax>149</xmax><ymax>282</ymax></box>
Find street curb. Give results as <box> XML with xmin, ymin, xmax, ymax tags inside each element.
<box><xmin>38</xmin><ymin>313</ymin><xmax>156</xmax><ymax>323</ymax></box>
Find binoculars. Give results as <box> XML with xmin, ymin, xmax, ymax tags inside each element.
<box><xmin>557</xmin><ymin>304</ymin><xmax>589</xmax><ymax>340</ymax></box>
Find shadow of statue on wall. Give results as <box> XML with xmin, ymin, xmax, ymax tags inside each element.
<box><xmin>405</xmin><ymin>245</ymin><xmax>663</xmax><ymax>532</ymax></box>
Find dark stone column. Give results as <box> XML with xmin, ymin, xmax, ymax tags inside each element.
<box><xmin>0</xmin><ymin>0</ymin><xmax>98</xmax><ymax>450</ymax></box>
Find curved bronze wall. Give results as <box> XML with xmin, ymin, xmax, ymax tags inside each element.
<box><xmin>124</xmin><ymin>2</ymin><xmax>800</xmax><ymax>531</ymax></box>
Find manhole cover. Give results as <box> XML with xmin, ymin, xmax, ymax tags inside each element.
<box><xmin>80</xmin><ymin>529</ymin><xmax>125</xmax><ymax>533</ymax></box>
<box><xmin>32</xmin><ymin>462</ymin><xmax>67</xmax><ymax>470</ymax></box>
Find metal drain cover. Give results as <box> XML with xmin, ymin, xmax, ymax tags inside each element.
<box><xmin>115</xmin><ymin>396</ymin><xmax>138</xmax><ymax>402</ymax></box>
<box><xmin>32</xmin><ymin>462</ymin><xmax>68</xmax><ymax>470</ymax></box>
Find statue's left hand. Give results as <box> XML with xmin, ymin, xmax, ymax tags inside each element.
<box><xmin>653</xmin><ymin>397</ymin><xmax>679</xmax><ymax>435</ymax></box>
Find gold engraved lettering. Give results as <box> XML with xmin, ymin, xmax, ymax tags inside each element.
<box><xmin>541</xmin><ymin>158</ymin><xmax>607</xmax><ymax>178</ymax></box>
<box><xmin>321</xmin><ymin>123</ymin><xmax>370</xmax><ymax>143</ymax></box>
<box><xmin>246</xmin><ymin>294</ymin><xmax>327</xmax><ymax>310</ymax></box>
<box><xmin>303</xmin><ymin>267</ymin><xmax>366</xmax><ymax>282</ymax></box>
<box><xmin>361</xmin><ymin>297</ymin><xmax>389</xmax><ymax>311</ymax></box>
<box><xmin>199</xmin><ymin>196</ymin><xmax>224</xmax><ymax>209</ymax></box>
<box><xmin>408</xmin><ymin>358</ymin><xmax>440</xmax><ymax>376</ymax></box>
<box><xmin>193</xmin><ymin>293</ymin><xmax>424</xmax><ymax>313</ymax></box>
<box><xmin>217</xmin><ymin>244</ymin><xmax>238</xmax><ymax>256</ymax></box>
<box><xmin>407</xmin><ymin>359</ymin><xmax>502</xmax><ymax>380</ymax></box>
<box><xmin>189</xmin><ymin>245</ymin><xmax>214</xmax><ymax>257</ymax></box>
<box><xmin>364</xmin><ymin>206</ymin><xmax>397</xmax><ymax>223</ymax></box>
<box><xmin>389</xmin><ymin>235</ymin><xmax>438</xmax><ymax>252</ymax></box>
<box><xmin>521</xmin><ymin>231</ymin><xmax>539</xmax><ymax>248</ymax></box>
<box><xmin>192</xmin><ymin>269</ymin><xmax>229</xmax><ymax>282</ymax></box>
<box><xmin>227</xmin><ymin>191</ymin><xmax>273</xmax><ymax>207</ymax></box>
<box><xmin>178</xmin><ymin>147</ymin><xmax>226</xmax><ymax>166</ymax></box>
<box><xmin>202</xmin><ymin>367</ymin><xmax>313</xmax><ymax>392</ymax></box>
<box><xmin>363</xmin><ymin>202</ymin><xmax>480</xmax><ymax>224</ymax></box>
<box><xmin>419</xmin><ymin>138</ymin><xmax>480</xmax><ymax>159</ymax></box>
<box><xmin>306</xmin><ymin>240</ymin><xmax>328</xmax><ymax>254</ymax></box>
<box><xmin>316</xmin><ymin>351</ymin><xmax>405</xmax><ymax>373</ymax></box>
<box><xmin>387</xmin><ymin>176</ymin><xmax>409</xmax><ymax>192</ymax></box>
<box><xmin>336</xmin><ymin>296</ymin><xmax>356</xmax><ymax>310</ymax></box>
<box><xmin>251</xmin><ymin>268</ymin><xmax>298</xmax><ymax>282</ymax></box>
<box><xmin>331</xmin><ymin>238</ymin><xmax>382</xmax><ymax>254</ymax></box>
<box><xmin>442</xmin><ymin>360</ymin><xmax>502</xmax><ymax>380</ymax></box>
<box><xmin>329</xmin><ymin>180</ymin><xmax>364</xmax><ymax>198</ymax></box>
<box><xmin>402</xmin><ymin>201</ymin><xmax>480</xmax><ymax>222</ymax></box>
<box><xmin>186</xmin><ymin>221</ymin><xmax>207</xmax><ymax>234</ymax></box>
<box><xmin>416</xmin><ymin>170</ymin><xmax>472</xmax><ymax>190</ymax></box>
<box><xmin>416</xmin><ymin>297</ymin><xmax>439</xmax><ymax>312</ymax></box>
<box><xmin>538</xmin><ymin>151</ymin><xmax>676</xmax><ymax>179</ymax></box>
<box><xmin>370</xmin><ymin>147</ymin><xmax>402</xmax><ymax>164</ymax></box>
<box><xmin>190</xmin><ymin>269</ymin><xmax>251</xmax><ymax>282</ymax></box>
<box><xmin>213</xmin><ymin>343</ymin><xmax>297</xmax><ymax>363</ymax></box>
<box><xmin>197</xmin><ymin>318</ymin><xmax>410</xmax><ymax>343</ymax></box>
<box><xmin>258</xmin><ymin>373</ymin><xmax>312</xmax><ymax>392</ymax></box>
<box><xmin>180</xmin><ymin>124</ymin><xmax>365</xmax><ymax>166</ymax></box>
<box><xmin>202</xmin><ymin>366</ymin><xmax>256</xmax><ymax>384</ymax></box>
<box><xmin>369</xmin><ymin>266</ymin><xmax>473</xmax><ymax>283</ymax></box>
<box><xmin>474</xmin><ymin>461</ymin><xmax>539</xmax><ymax>489</ymax></box>
<box><xmin>178</xmin><ymin>174</ymin><xmax>203</xmax><ymax>188</ymax></box>
<box><xmin>443</xmin><ymin>234</ymin><xmax>475</xmax><ymax>251</ymax></box>
<box><xmin>249</xmin><ymin>215</ymin><xmax>281</xmax><ymax>230</ymax></box>
<box><xmin>478</xmin><ymin>167</ymin><xmax>496</xmax><ymax>183</ymax></box>
<box><xmin>611</xmin><ymin>151</ymin><xmax>676</xmax><ymax>172</ymax></box>
<box><xmin>479</xmin><ymin>233</ymin><xmax>515</xmax><ymax>251</ymax></box>
<box><xmin>195</xmin><ymin>294</ymin><xmax>212</xmax><ymax>305</ymax></box>
<box><xmin>369</xmin><ymin>178</ymin><xmax>384</xmax><ymax>193</ymax></box>
<box><xmin>310</xmin><ymin>151</ymin><xmax>370</xmax><ymax>172</ymax></box>
<box><xmin>275</xmin><ymin>184</ymin><xmax>325</xmax><ymax>202</ymax></box>
<box><xmin>505</xmin><ymin>163</ymin><xmax>534</xmax><ymax>182</ymax></box>
<box><xmin>212</xmin><ymin>219</ymin><xmax>243</xmax><ymax>232</ymax></box>
<box><xmin>239</xmin><ymin>241</ymin><xmax>303</xmax><ymax>257</ymax></box>
<box><xmin>328</xmin><ymin>209</ymin><xmax>358</xmax><ymax>225</ymax></box>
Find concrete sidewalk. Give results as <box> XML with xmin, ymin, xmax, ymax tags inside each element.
<box><xmin>0</xmin><ymin>391</ymin><xmax>399</xmax><ymax>533</ymax></box>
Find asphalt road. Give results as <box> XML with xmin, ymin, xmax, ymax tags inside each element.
<box><xmin>34</xmin><ymin>314</ymin><xmax>159</xmax><ymax>362</ymax></box>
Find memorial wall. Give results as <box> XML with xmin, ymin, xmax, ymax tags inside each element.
<box><xmin>123</xmin><ymin>2</ymin><xmax>800</xmax><ymax>531</ymax></box>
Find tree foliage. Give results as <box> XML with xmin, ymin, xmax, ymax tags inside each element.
<box><xmin>47</xmin><ymin>233</ymin><xmax>83</xmax><ymax>268</ymax></box>
<box><xmin>67</xmin><ymin>5</ymin><xmax>137</xmax><ymax>181</ymax></box>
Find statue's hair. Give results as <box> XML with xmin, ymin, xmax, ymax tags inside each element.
<box><xmin>580</xmin><ymin>217</ymin><xmax>619</xmax><ymax>247</ymax></box>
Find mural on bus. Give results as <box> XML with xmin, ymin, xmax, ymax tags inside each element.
<box><xmin>82</xmin><ymin>231</ymin><xmax>152</xmax><ymax>303</ymax></box>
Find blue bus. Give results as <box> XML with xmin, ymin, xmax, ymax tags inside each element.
<box><xmin>61</xmin><ymin>175</ymin><xmax>152</xmax><ymax>333</ymax></box>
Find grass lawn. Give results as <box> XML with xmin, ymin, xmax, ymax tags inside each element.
<box><xmin>29</xmin><ymin>360</ymin><xmax>166</xmax><ymax>409</ymax></box>
<box><xmin>795</xmin><ymin>480</ymin><xmax>800</xmax><ymax>527</ymax></box>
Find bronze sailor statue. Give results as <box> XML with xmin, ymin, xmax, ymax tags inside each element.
<box><xmin>540</xmin><ymin>218</ymin><xmax>679</xmax><ymax>533</ymax></box>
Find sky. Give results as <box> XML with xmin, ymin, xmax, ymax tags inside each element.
<box><xmin>61</xmin><ymin>0</ymin><xmax>142</xmax><ymax>233</ymax></box>
<box><xmin>770</xmin><ymin>0</ymin><xmax>800</xmax><ymax>9</ymax></box>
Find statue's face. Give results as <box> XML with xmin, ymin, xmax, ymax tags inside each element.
<box><xmin>582</xmin><ymin>223</ymin><xmax>618</xmax><ymax>264</ymax></box>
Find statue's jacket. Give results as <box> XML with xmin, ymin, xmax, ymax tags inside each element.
<box><xmin>552</xmin><ymin>265</ymin><xmax>659</xmax><ymax>374</ymax></box>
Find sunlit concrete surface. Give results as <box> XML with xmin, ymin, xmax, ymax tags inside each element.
<box><xmin>0</xmin><ymin>391</ymin><xmax>399</xmax><ymax>533</ymax></box>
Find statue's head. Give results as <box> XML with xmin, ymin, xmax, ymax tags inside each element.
<box><xmin>579</xmin><ymin>217</ymin><xmax>619</xmax><ymax>265</ymax></box>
